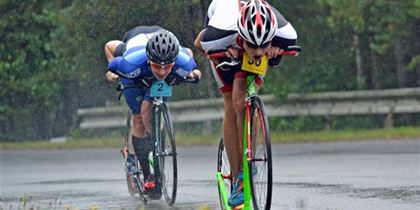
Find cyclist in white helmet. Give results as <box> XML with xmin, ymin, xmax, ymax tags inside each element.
<box><xmin>194</xmin><ymin>0</ymin><xmax>297</xmax><ymax>207</ymax></box>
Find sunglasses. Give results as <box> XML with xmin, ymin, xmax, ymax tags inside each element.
<box><xmin>245</xmin><ymin>41</ymin><xmax>271</xmax><ymax>49</ymax></box>
<box><xmin>150</xmin><ymin>62</ymin><xmax>174</xmax><ymax>70</ymax></box>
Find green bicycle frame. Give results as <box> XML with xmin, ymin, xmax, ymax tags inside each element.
<box><xmin>217</xmin><ymin>74</ymin><xmax>256</xmax><ymax>210</ymax></box>
<box><xmin>243</xmin><ymin>74</ymin><xmax>256</xmax><ymax>209</ymax></box>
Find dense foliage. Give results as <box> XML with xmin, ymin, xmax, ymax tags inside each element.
<box><xmin>1</xmin><ymin>0</ymin><xmax>419</xmax><ymax>141</ymax></box>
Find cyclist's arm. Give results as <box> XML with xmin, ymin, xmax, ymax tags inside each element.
<box><xmin>173</xmin><ymin>49</ymin><xmax>197</xmax><ymax>76</ymax></box>
<box><xmin>181</xmin><ymin>47</ymin><xmax>194</xmax><ymax>57</ymax></box>
<box><xmin>272</xmin><ymin>23</ymin><xmax>297</xmax><ymax>49</ymax></box>
<box><xmin>172</xmin><ymin>48</ymin><xmax>201</xmax><ymax>81</ymax></box>
<box><xmin>194</xmin><ymin>29</ymin><xmax>211</xmax><ymax>58</ymax></box>
<box><xmin>267</xmin><ymin>24</ymin><xmax>297</xmax><ymax>66</ymax></box>
<box><xmin>199</xmin><ymin>26</ymin><xmax>237</xmax><ymax>55</ymax></box>
<box><xmin>106</xmin><ymin>71</ymin><xmax>119</xmax><ymax>82</ymax></box>
<box><xmin>188</xmin><ymin>69</ymin><xmax>201</xmax><ymax>81</ymax></box>
<box><xmin>268</xmin><ymin>8</ymin><xmax>298</xmax><ymax>66</ymax></box>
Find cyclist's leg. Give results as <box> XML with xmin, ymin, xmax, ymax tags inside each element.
<box><xmin>233</xmin><ymin>73</ymin><xmax>263</xmax><ymax>144</ymax></box>
<box><xmin>229</xmin><ymin>73</ymin><xmax>263</xmax><ymax>207</ymax></box>
<box><xmin>140</xmin><ymin>100</ymin><xmax>152</xmax><ymax>135</ymax></box>
<box><xmin>210</xmin><ymin>61</ymin><xmax>243</xmax><ymax>181</ymax></box>
<box><xmin>122</xmin><ymin>79</ymin><xmax>147</xmax><ymax>139</ymax></box>
<box><xmin>227</xmin><ymin>75</ymin><xmax>247</xmax><ymax>207</ymax></box>
<box><xmin>123</xmin><ymin>84</ymin><xmax>153</xmax><ymax>181</ymax></box>
<box><xmin>222</xmin><ymin>92</ymin><xmax>241</xmax><ymax>180</ymax></box>
<box><xmin>139</xmin><ymin>96</ymin><xmax>161</xmax><ymax>190</ymax></box>
<box><xmin>130</xmin><ymin>115</ymin><xmax>152</xmax><ymax>180</ymax></box>
<box><xmin>131</xmin><ymin>113</ymin><xmax>151</xmax><ymax>177</ymax></box>
<box><xmin>232</xmin><ymin>74</ymin><xmax>247</xmax><ymax>164</ymax></box>
<box><xmin>131</xmin><ymin>114</ymin><xmax>146</xmax><ymax>137</ymax></box>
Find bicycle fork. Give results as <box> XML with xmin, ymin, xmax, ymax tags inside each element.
<box><xmin>151</xmin><ymin>100</ymin><xmax>163</xmax><ymax>182</ymax></box>
<box><xmin>242</xmin><ymin>99</ymin><xmax>252</xmax><ymax>210</ymax></box>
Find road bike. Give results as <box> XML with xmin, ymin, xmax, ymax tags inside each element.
<box><xmin>118</xmin><ymin>76</ymin><xmax>198</xmax><ymax>206</ymax></box>
<box><xmin>211</xmin><ymin>45</ymin><xmax>302</xmax><ymax>210</ymax></box>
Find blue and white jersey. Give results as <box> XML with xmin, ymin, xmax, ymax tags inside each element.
<box><xmin>108</xmin><ymin>40</ymin><xmax>196</xmax><ymax>80</ymax></box>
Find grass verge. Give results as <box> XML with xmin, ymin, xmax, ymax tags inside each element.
<box><xmin>1</xmin><ymin>126</ymin><xmax>419</xmax><ymax>150</ymax></box>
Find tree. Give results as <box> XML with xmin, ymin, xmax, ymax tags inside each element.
<box><xmin>317</xmin><ymin>0</ymin><xmax>420</xmax><ymax>89</ymax></box>
<box><xmin>0</xmin><ymin>0</ymin><xmax>68</xmax><ymax>140</ymax></box>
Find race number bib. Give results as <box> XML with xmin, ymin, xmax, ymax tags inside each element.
<box><xmin>241</xmin><ymin>53</ymin><xmax>268</xmax><ymax>76</ymax></box>
<box><xmin>150</xmin><ymin>80</ymin><xmax>172</xmax><ymax>97</ymax></box>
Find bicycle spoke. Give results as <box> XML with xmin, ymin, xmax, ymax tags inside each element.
<box><xmin>249</xmin><ymin>97</ymin><xmax>272</xmax><ymax>210</ymax></box>
<box><xmin>159</xmin><ymin>104</ymin><xmax>177</xmax><ymax>205</ymax></box>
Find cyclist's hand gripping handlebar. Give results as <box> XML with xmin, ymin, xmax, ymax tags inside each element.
<box><xmin>207</xmin><ymin>45</ymin><xmax>303</xmax><ymax>70</ymax></box>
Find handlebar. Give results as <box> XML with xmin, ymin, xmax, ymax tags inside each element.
<box><xmin>178</xmin><ymin>75</ymin><xmax>200</xmax><ymax>84</ymax></box>
<box><xmin>207</xmin><ymin>45</ymin><xmax>303</xmax><ymax>60</ymax></box>
<box><xmin>115</xmin><ymin>75</ymin><xmax>199</xmax><ymax>100</ymax></box>
<box><xmin>116</xmin><ymin>76</ymin><xmax>198</xmax><ymax>91</ymax></box>
<box><xmin>207</xmin><ymin>45</ymin><xmax>302</xmax><ymax>70</ymax></box>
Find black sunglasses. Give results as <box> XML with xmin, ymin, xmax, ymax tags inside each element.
<box><xmin>246</xmin><ymin>41</ymin><xmax>271</xmax><ymax>49</ymax></box>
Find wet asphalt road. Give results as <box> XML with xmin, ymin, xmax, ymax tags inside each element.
<box><xmin>1</xmin><ymin>139</ymin><xmax>419</xmax><ymax>210</ymax></box>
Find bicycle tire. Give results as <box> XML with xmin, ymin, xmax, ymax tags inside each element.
<box><xmin>248</xmin><ymin>96</ymin><xmax>273</xmax><ymax>210</ymax></box>
<box><xmin>216</xmin><ymin>138</ymin><xmax>232</xmax><ymax>209</ymax></box>
<box><xmin>158</xmin><ymin>103</ymin><xmax>177</xmax><ymax>205</ymax></box>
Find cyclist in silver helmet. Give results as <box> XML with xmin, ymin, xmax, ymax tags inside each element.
<box><xmin>104</xmin><ymin>26</ymin><xmax>201</xmax><ymax>195</ymax></box>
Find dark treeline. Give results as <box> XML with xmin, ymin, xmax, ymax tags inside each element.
<box><xmin>1</xmin><ymin>0</ymin><xmax>419</xmax><ymax>141</ymax></box>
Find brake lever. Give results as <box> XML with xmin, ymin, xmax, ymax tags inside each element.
<box><xmin>216</xmin><ymin>59</ymin><xmax>241</xmax><ymax>70</ymax></box>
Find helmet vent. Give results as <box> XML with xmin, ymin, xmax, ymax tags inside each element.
<box><xmin>146</xmin><ymin>29</ymin><xmax>180</xmax><ymax>64</ymax></box>
<box><xmin>237</xmin><ymin>0</ymin><xmax>278</xmax><ymax>46</ymax></box>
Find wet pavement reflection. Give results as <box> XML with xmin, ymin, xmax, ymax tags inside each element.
<box><xmin>1</xmin><ymin>139</ymin><xmax>419</xmax><ymax>209</ymax></box>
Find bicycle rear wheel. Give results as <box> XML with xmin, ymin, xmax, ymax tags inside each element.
<box><xmin>123</xmin><ymin>112</ymin><xmax>147</xmax><ymax>203</ymax></box>
<box><xmin>216</xmin><ymin>138</ymin><xmax>232</xmax><ymax>209</ymax></box>
<box><xmin>158</xmin><ymin>103</ymin><xmax>177</xmax><ymax>205</ymax></box>
<box><xmin>248</xmin><ymin>96</ymin><xmax>273</xmax><ymax>210</ymax></box>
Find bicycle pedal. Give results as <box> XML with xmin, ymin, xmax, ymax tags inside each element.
<box><xmin>233</xmin><ymin>204</ymin><xmax>244</xmax><ymax>209</ymax></box>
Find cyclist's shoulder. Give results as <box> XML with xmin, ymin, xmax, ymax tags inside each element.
<box><xmin>177</xmin><ymin>47</ymin><xmax>191</xmax><ymax>60</ymax></box>
<box><xmin>116</xmin><ymin>47</ymin><xmax>148</xmax><ymax>71</ymax></box>
<box><xmin>174</xmin><ymin>48</ymin><xmax>196</xmax><ymax>68</ymax></box>
<box><xmin>269</xmin><ymin>6</ymin><xmax>297</xmax><ymax>40</ymax></box>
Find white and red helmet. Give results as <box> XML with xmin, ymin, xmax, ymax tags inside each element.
<box><xmin>237</xmin><ymin>0</ymin><xmax>278</xmax><ymax>46</ymax></box>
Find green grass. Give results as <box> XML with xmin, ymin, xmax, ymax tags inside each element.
<box><xmin>1</xmin><ymin>126</ymin><xmax>419</xmax><ymax>150</ymax></box>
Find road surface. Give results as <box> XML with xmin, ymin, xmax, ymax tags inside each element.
<box><xmin>1</xmin><ymin>139</ymin><xmax>419</xmax><ymax>209</ymax></box>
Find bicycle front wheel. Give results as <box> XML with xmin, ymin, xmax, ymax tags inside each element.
<box><xmin>249</xmin><ymin>96</ymin><xmax>273</xmax><ymax>210</ymax></box>
<box><xmin>158</xmin><ymin>103</ymin><xmax>177</xmax><ymax>205</ymax></box>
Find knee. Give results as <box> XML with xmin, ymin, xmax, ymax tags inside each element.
<box><xmin>131</xmin><ymin>115</ymin><xmax>145</xmax><ymax>135</ymax></box>
<box><xmin>233</xmin><ymin>97</ymin><xmax>245</xmax><ymax>115</ymax></box>
<box><xmin>223</xmin><ymin>95</ymin><xmax>237</xmax><ymax>118</ymax></box>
